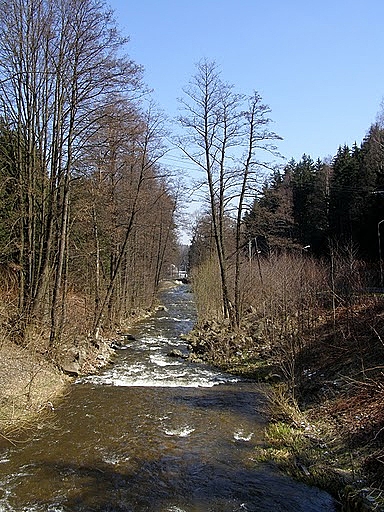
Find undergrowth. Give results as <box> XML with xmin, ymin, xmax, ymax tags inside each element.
<box><xmin>189</xmin><ymin>251</ymin><xmax>384</xmax><ymax>511</ymax></box>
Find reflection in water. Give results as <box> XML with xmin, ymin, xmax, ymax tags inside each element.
<box><xmin>0</xmin><ymin>284</ymin><xmax>337</xmax><ymax>511</ymax></box>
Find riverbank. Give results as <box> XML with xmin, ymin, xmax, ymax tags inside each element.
<box><xmin>0</xmin><ymin>334</ymin><xmax>120</xmax><ymax>445</ymax></box>
<box><xmin>0</xmin><ymin>280</ymin><xmax>184</xmax><ymax>444</ymax></box>
<box><xmin>0</xmin><ymin>285</ymin><xmax>174</xmax><ymax>445</ymax></box>
<box><xmin>184</xmin><ymin>297</ymin><xmax>384</xmax><ymax>511</ymax></box>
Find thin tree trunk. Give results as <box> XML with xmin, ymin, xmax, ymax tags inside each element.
<box><xmin>49</xmin><ymin>172</ymin><xmax>70</xmax><ymax>347</ymax></box>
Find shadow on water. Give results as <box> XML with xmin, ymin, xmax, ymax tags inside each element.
<box><xmin>23</xmin><ymin>457</ymin><xmax>336</xmax><ymax>512</ymax></box>
<box><xmin>170</xmin><ymin>387</ymin><xmax>268</xmax><ymax>420</ymax></box>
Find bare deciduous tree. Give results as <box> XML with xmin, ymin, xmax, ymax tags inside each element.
<box><xmin>0</xmin><ymin>0</ymin><xmax>143</xmax><ymax>346</ymax></box>
<box><xmin>177</xmin><ymin>59</ymin><xmax>281</xmax><ymax>325</ymax></box>
<box><xmin>73</xmin><ymin>98</ymin><xmax>177</xmax><ymax>338</ymax></box>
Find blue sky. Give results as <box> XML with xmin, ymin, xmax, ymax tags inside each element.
<box><xmin>109</xmin><ymin>0</ymin><xmax>384</xmax><ymax>164</ymax></box>
<box><xmin>108</xmin><ymin>0</ymin><xmax>384</xmax><ymax>242</ymax></box>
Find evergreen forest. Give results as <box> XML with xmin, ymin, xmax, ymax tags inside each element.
<box><xmin>245</xmin><ymin>126</ymin><xmax>384</xmax><ymax>265</ymax></box>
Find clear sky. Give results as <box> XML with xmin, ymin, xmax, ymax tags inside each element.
<box><xmin>109</xmin><ymin>0</ymin><xmax>384</xmax><ymax>164</ymax></box>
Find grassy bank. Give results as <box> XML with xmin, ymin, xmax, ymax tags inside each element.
<box><xmin>0</xmin><ymin>340</ymin><xmax>69</xmax><ymax>445</ymax></box>
<box><xmin>0</xmin><ymin>335</ymin><xmax>117</xmax><ymax>446</ymax></box>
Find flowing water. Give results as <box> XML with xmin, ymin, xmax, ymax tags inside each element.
<box><xmin>0</xmin><ymin>284</ymin><xmax>337</xmax><ymax>511</ymax></box>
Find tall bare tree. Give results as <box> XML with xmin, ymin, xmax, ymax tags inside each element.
<box><xmin>177</xmin><ymin>61</ymin><xmax>239</xmax><ymax>322</ymax></box>
<box><xmin>232</xmin><ymin>92</ymin><xmax>282</xmax><ymax>324</ymax></box>
<box><xmin>178</xmin><ymin>60</ymin><xmax>281</xmax><ymax>325</ymax></box>
<box><xmin>73</xmin><ymin>98</ymin><xmax>176</xmax><ymax>338</ymax></box>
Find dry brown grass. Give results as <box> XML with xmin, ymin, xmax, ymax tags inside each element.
<box><xmin>0</xmin><ymin>339</ymin><xmax>70</xmax><ymax>444</ymax></box>
<box><xmin>0</xmin><ymin>274</ymin><xmax>79</xmax><ymax>443</ymax></box>
<box><xmin>190</xmin><ymin>255</ymin><xmax>223</xmax><ymax>324</ymax></box>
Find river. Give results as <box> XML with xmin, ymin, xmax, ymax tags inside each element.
<box><xmin>0</xmin><ymin>283</ymin><xmax>337</xmax><ymax>511</ymax></box>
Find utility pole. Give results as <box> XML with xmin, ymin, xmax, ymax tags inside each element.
<box><xmin>378</xmin><ymin>220</ymin><xmax>384</xmax><ymax>288</ymax></box>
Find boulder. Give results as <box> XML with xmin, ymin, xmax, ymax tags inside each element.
<box><xmin>122</xmin><ymin>333</ymin><xmax>136</xmax><ymax>340</ymax></box>
<box><xmin>167</xmin><ymin>349</ymin><xmax>188</xmax><ymax>359</ymax></box>
<box><xmin>61</xmin><ymin>359</ymin><xmax>81</xmax><ymax>376</ymax></box>
<box><xmin>59</xmin><ymin>346</ymin><xmax>84</xmax><ymax>376</ymax></box>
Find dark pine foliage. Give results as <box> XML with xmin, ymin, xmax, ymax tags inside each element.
<box><xmin>245</xmin><ymin>124</ymin><xmax>384</xmax><ymax>262</ymax></box>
